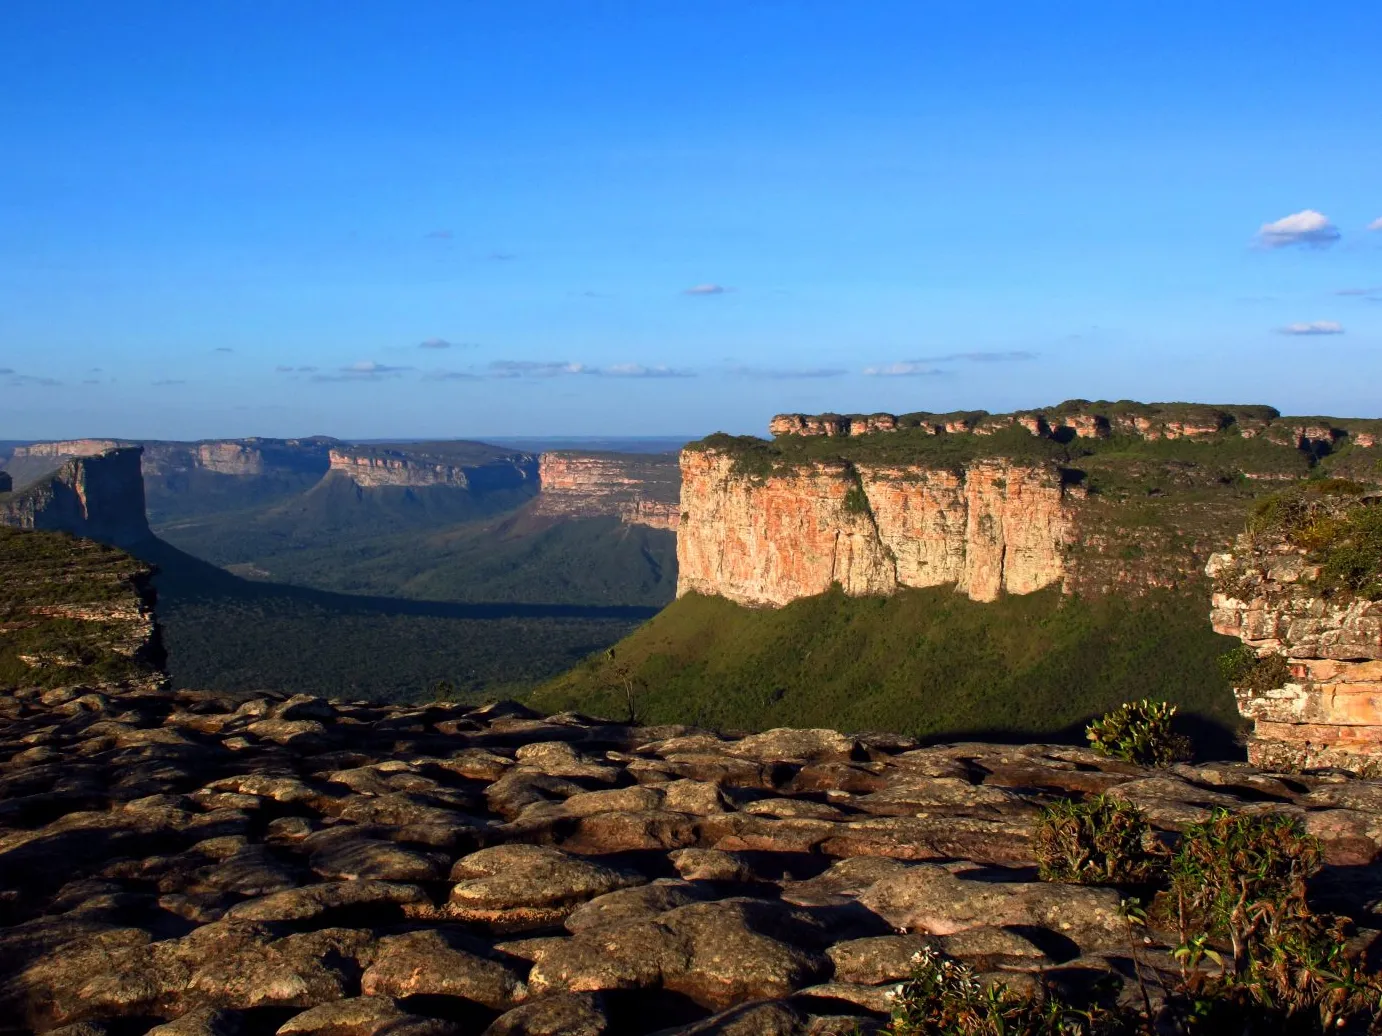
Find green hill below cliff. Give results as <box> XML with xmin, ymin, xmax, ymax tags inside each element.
<box><xmin>532</xmin><ymin>584</ymin><xmax>1246</xmax><ymax>754</ymax></box>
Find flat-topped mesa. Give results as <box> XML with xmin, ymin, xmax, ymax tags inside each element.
<box><xmin>677</xmin><ymin>449</ymin><xmax>1074</xmax><ymax>605</ymax></box>
<box><xmin>533</xmin><ymin>452</ymin><xmax>682</xmax><ymax>530</ymax></box>
<box><xmin>329</xmin><ymin>448</ymin><xmax>472</xmax><ymax>488</ymax></box>
<box><xmin>327</xmin><ymin>444</ymin><xmax>538</xmax><ymax>490</ymax></box>
<box><xmin>769</xmin><ymin>401</ymin><xmax>1379</xmax><ymax>449</ymax></box>
<box><xmin>1208</xmin><ymin>487</ymin><xmax>1382</xmax><ymax>772</ymax></box>
<box><xmin>0</xmin><ymin>447</ymin><xmax>151</xmax><ymax>547</ymax></box>
<box><xmin>10</xmin><ymin>438</ymin><xmax>129</xmax><ymax>458</ymax></box>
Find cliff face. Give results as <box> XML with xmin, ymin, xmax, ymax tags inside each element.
<box><xmin>534</xmin><ymin>452</ymin><xmax>682</xmax><ymax>530</ymax></box>
<box><xmin>328</xmin><ymin>446</ymin><xmax>537</xmax><ymax>491</ymax></box>
<box><xmin>0</xmin><ymin>447</ymin><xmax>151</xmax><ymax>547</ymax></box>
<box><xmin>1208</xmin><ymin>496</ymin><xmax>1382</xmax><ymax>772</ymax></box>
<box><xmin>677</xmin><ymin>450</ymin><xmax>1072</xmax><ymax>605</ymax></box>
<box><xmin>769</xmin><ymin>402</ymin><xmax>1379</xmax><ymax>450</ymax></box>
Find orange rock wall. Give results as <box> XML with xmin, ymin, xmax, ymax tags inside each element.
<box><xmin>534</xmin><ymin>454</ymin><xmax>681</xmax><ymax>530</ymax></box>
<box><xmin>676</xmin><ymin>450</ymin><xmax>1072</xmax><ymax>606</ymax></box>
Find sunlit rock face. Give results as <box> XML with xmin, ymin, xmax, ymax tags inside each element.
<box><xmin>676</xmin><ymin>450</ymin><xmax>1072</xmax><ymax>606</ymax></box>
<box><xmin>534</xmin><ymin>452</ymin><xmax>681</xmax><ymax>530</ymax></box>
<box><xmin>1209</xmin><ymin>510</ymin><xmax>1382</xmax><ymax>774</ymax></box>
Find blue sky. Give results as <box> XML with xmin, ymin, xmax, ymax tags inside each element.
<box><xmin>2</xmin><ymin>2</ymin><xmax>1380</xmax><ymax>440</ymax></box>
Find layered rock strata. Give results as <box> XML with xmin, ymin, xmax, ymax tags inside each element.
<box><xmin>0</xmin><ymin>448</ymin><xmax>151</xmax><ymax>547</ymax></box>
<box><xmin>1</xmin><ymin>682</ymin><xmax>1380</xmax><ymax>1034</ymax></box>
<box><xmin>329</xmin><ymin>448</ymin><xmax>537</xmax><ymax>491</ymax></box>
<box><xmin>677</xmin><ymin>450</ymin><xmax>1073</xmax><ymax>605</ymax></box>
<box><xmin>1209</xmin><ymin>521</ymin><xmax>1382</xmax><ymax>772</ymax></box>
<box><xmin>770</xmin><ymin>403</ymin><xmax>1378</xmax><ymax>450</ymax></box>
<box><xmin>0</xmin><ymin>527</ymin><xmax>163</xmax><ymax>689</ymax></box>
<box><xmin>534</xmin><ymin>452</ymin><xmax>682</xmax><ymax>531</ymax></box>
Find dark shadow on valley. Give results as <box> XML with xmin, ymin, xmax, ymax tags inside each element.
<box><xmin>129</xmin><ymin>535</ymin><xmax>661</xmax><ymax>623</ymax></box>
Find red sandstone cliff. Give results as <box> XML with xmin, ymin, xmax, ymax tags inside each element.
<box><xmin>533</xmin><ymin>453</ymin><xmax>681</xmax><ymax>531</ymax></box>
<box><xmin>676</xmin><ymin>449</ymin><xmax>1073</xmax><ymax>605</ymax></box>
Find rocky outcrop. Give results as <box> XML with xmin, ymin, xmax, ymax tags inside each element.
<box><xmin>0</xmin><ymin>527</ymin><xmax>163</xmax><ymax>690</ymax></box>
<box><xmin>9</xmin><ymin>439</ymin><xmax>127</xmax><ymax>458</ymax></box>
<box><xmin>0</xmin><ymin>688</ymin><xmax>1379</xmax><ymax>1034</ymax></box>
<box><xmin>534</xmin><ymin>453</ymin><xmax>681</xmax><ymax>530</ymax></box>
<box><xmin>769</xmin><ymin>402</ymin><xmax>1379</xmax><ymax>449</ymax></box>
<box><xmin>1208</xmin><ymin>498</ymin><xmax>1382</xmax><ymax>773</ymax></box>
<box><xmin>1</xmin><ymin>448</ymin><xmax>151</xmax><ymax>547</ymax></box>
<box><xmin>329</xmin><ymin>447</ymin><xmax>537</xmax><ymax>491</ymax></box>
<box><xmin>677</xmin><ymin>450</ymin><xmax>1073</xmax><ymax>606</ymax></box>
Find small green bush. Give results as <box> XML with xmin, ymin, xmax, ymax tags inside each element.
<box><xmin>1085</xmin><ymin>699</ymin><xmax>1190</xmax><ymax>766</ymax></box>
<box><xmin>1169</xmin><ymin>811</ymin><xmax>1320</xmax><ymax>964</ymax></box>
<box><xmin>886</xmin><ymin>946</ymin><xmax>1134</xmax><ymax>1035</ymax></box>
<box><xmin>1035</xmin><ymin>796</ymin><xmax>1157</xmax><ymax>886</ymax></box>
<box><xmin>1216</xmin><ymin>647</ymin><xmax>1292</xmax><ymax>693</ymax></box>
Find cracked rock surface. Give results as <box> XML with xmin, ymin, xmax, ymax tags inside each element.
<box><xmin>2</xmin><ymin>685</ymin><xmax>1381</xmax><ymax>1034</ymax></box>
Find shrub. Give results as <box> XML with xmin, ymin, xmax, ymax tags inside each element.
<box><xmin>1085</xmin><ymin>699</ymin><xmax>1190</xmax><ymax>766</ymax></box>
<box><xmin>886</xmin><ymin>947</ymin><xmax>1135</xmax><ymax>1035</ymax></box>
<box><xmin>1035</xmin><ymin>796</ymin><xmax>1157</xmax><ymax>886</ymax></box>
<box><xmin>1216</xmin><ymin>647</ymin><xmax>1292</xmax><ymax>693</ymax></box>
<box><xmin>1169</xmin><ymin>811</ymin><xmax>1321</xmax><ymax>967</ymax></box>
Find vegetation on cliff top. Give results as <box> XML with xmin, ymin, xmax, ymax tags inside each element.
<box><xmin>1247</xmin><ymin>481</ymin><xmax>1382</xmax><ymax>599</ymax></box>
<box><xmin>532</xmin><ymin>583</ymin><xmax>1245</xmax><ymax>751</ymax></box>
<box><xmin>0</xmin><ymin>527</ymin><xmax>160</xmax><ymax>688</ymax></box>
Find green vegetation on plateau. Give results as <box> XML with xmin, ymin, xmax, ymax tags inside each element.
<box><xmin>533</xmin><ymin>584</ymin><xmax>1245</xmax><ymax>751</ymax></box>
<box><xmin>0</xmin><ymin>527</ymin><xmax>159</xmax><ymax>688</ymax></box>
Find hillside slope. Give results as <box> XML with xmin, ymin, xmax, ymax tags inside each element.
<box><xmin>533</xmin><ymin>585</ymin><xmax>1245</xmax><ymax>753</ymax></box>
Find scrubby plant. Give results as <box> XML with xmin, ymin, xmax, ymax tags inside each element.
<box><xmin>1035</xmin><ymin>795</ymin><xmax>1158</xmax><ymax>886</ymax></box>
<box><xmin>885</xmin><ymin>947</ymin><xmax>1136</xmax><ymax>1035</ymax></box>
<box><xmin>1085</xmin><ymin>699</ymin><xmax>1190</xmax><ymax>766</ymax></box>
<box><xmin>1248</xmin><ymin>488</ymin><xmax>1382</xmax><ymax>600</ymax></box>
<box><xmin>1216</xmin><ymin>646</ymin><xmax>1292</xmax><ymax>693</ymax></box>
<box><xmin>1169</xmin><ymin>811</ymin><xmax>1321</xmax><ymax>972</ymax></box>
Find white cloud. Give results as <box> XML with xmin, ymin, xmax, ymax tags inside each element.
<box><xmin>311</xmin><ymin>360</ymin><xmax>412</xmax><ymax>382</ymax></box>
<box><xmin>911</xmin><ymin>350</ymin><xmax>1035</xmax><ymax>363</ymax></box>
<box><xmin>683</xmin><ymin>283</ymin><xmax>728</xmax><ymax>295</ymax></box>
<box><xmin>727</xmin><ymin>365</ymin><xmax>847</xmax><ymax>379</ymax></box>
<box><xmin>490</xmin><ymin>360</ymin><xmax>589</xmax><ymax>378</ymax></box>
<box><xmin>862</xmin><ymin>362</ymin><xmax>948</xmax><ymax>377</ymax></box>
<box><xmin>602</xmin><ymin>363</ymin><xmax>695</xmax><ymax>378</ymax></box>
<box><xmin>419</xmin><ymin>338</ymin><xmax>453</xmax><ymax>350</ymax></box>
<box><xmin>1257</xmin><ymin>209</ymin><xmax>1340</xmax><ymax>249</ymax></box>
<box><xmin>1278</xmin><ymin>320</ymin><xmax>1344</xmax><ymax>335</ymax></box>
<box><xmin>1369</xmin><ymin>217</ymin><xmax>1382</xmax><ymax>232</ymax></box>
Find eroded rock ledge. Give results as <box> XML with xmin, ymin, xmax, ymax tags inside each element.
<box><xmin>1209</xmin><ymin>493</ymin><xmax>1382</xmax><ymax>772</ymax></box>
<box><xmin>3</xmin><ymin>685</ymin><xmax>1380</xmax><ymax>1034</ymax></box>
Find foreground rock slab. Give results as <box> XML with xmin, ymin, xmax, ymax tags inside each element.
<box><xmin>1</xmin><ymin>684</ymin><xmax>1381</xmax><ymax>1034</ymax></box>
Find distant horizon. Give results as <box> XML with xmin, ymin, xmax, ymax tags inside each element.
<box><xmin>5</xmin><ymin>395</ymin><xmax>1382</xmax><ymax>450</ymax></box>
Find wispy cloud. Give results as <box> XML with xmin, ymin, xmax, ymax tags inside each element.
<box><xmin>490</xmin><ymin>360</ymin><xmax>588</xmax><ymax>378</ymax></box>
<box><xmin>683</xmin><ymin>283</ymin><xmax>729</xmax><ymax>296</ymax></box>
<box><xmin>312</xmin><ymin>360</ymin><xmax>412</xmax><ymax>382</ymax></box>
<box><xmin>1278</xmin><ymin>320</ymin><xmax>1344</xmax><ymax>336</ymax></box>
<box><xmin>603</xmin><ymin>363</ymin><xmax>695</xmax><ymax>378</ymax></box>
<box><xmin>418</xmin><ymin>338</ymin><xmax>478</xmax><ymax>350</ymax></box>
<box><xmin>152</xmin><ymin>379</ymin><xmax>187</xmax><ymax>386</ymax></box>
<box><xmin>1257</xmin><ymin>209</ymin><xmax>1340</xmax><ymax>249</ymax></box>
<box><xmin>728</xmin><ymin>365</ymin><xmax>847</xmax><ymax>379</ymax></box>
<box><xmin>214</xmin><ymin>347</ymin><xmax>234</xmax><ymax>353</ymax></box>
<box><xmin>1335</xmin><ymin>287</ymin><xmax>1379</xmax><ymax>296</ymax></box>
<box><xmin>912</xmin><ymin>350</ymin><xmax>1036</xmax><ymax>363</ymax></box>
<box><xmin>1369</xmin><ymin>217</ymin><xmax>1382</xmax><ymax>232</ymax></box>
<box><xmin>863</xmin><ymin>362</ymin><xmax>948</xmax><ymax>377</ymax></box>
<box><xmin>425</xmin><ymin>369</ymin><xmax>482</xmax><ymax>381</ymax></box>
<box><xmin>487</xmin><ymin>252</ymin><xmax>516</xmax><ymax>261</ymax></box>
<box><xmin>425</xmin><ymin>229</ymin><xmax>453</xmax><ymax>240</ymax></box>
<box><xmin>7</xmin><ymin>372</ymin><xmax>62</xmax><ymax>387</ymax></box>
